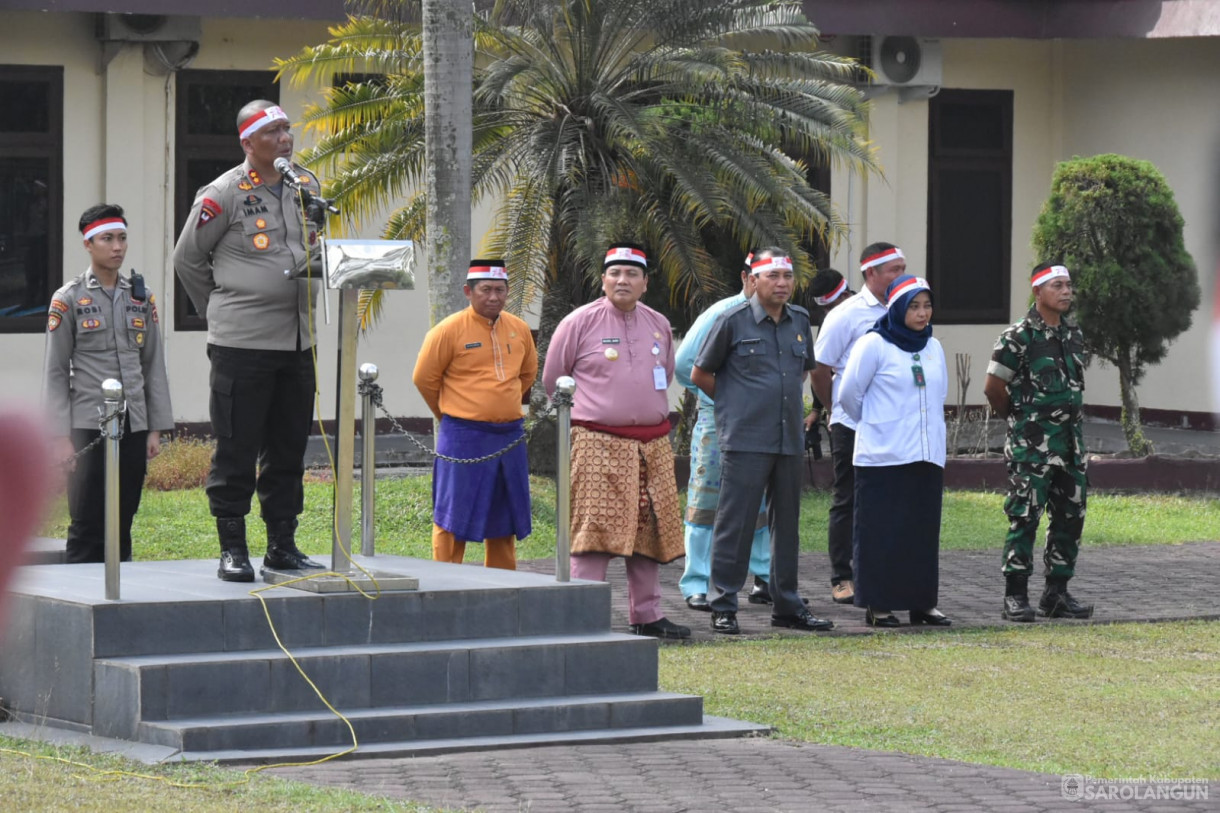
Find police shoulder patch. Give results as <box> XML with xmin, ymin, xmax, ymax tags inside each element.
<box><xmin>197</xmin><ymin>197</ymin><xmax>222</xmax><ymax>228</ymax></box>
<box><xmin>47</xmin><ymin>312</ymin><xmax>61</xmax><ymax>332</ymax></box>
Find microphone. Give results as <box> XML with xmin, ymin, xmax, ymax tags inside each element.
<box><xmin>273</xmin><ymin>157</ymin><xmax>340</xmax><ymax>216</ymax></box>
<box><xmin>273</xmin><ymin>156</ymin><xmax>306</xmax><ymax>185</ymax></box>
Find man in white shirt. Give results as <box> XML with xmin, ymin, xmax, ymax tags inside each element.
<box><xmin>810</xmin><ymin>243</ymin><xmax>907</xmax><ymax>605</ymax></box>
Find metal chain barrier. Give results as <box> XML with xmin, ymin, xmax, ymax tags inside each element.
<box><xmin>60</xmin><ymin>402</ymin><xmax>127</xmax><ymax>469</ymax></box>
<box><xmin>358</xmin><ymin>378</ymin><xmax>527</xmax><ymax>464</ymax></box>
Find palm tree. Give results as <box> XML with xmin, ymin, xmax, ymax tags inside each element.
<box><xmin>278</xmin><ymin>0</ymin><xmax>875</xmax><ymax>413</ymax></box>
<box><xmin>421</xmin><ymin>0</ymin><xmax>474</xmax><ymax>321</ymax></box>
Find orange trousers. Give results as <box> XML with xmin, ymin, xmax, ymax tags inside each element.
<box><xmin>431</xmin><ymin>524</ymin><xmax>517</xmax><ymax>570</ymax></box>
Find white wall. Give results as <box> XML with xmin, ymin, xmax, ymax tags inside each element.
<box><xmin>834</xmin><ymin>36</ymin><xmax>1217</xmax><ymax>414</ymax></box>
<box><xmin>1056</xmin><ymin>37</ymin><xmax>1219</xmax><ymax>414</ymax></box>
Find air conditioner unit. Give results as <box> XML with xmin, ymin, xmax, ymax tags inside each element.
<box><xmin>98</xmin><ymin>13</ymin><xmax>201</xmax><ymax>43</ymax></box>
<box><xmin>870</xmin><ymin>36</ymin><xmax>942</xmax><ymax>87</ymax></box>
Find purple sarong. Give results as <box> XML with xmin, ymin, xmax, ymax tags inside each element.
<box><xmin>433</xmin><ymin>415</ymin><xmax>532</xmax><ymax>542</ymax></box>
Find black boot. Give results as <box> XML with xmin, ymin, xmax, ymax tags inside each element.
<box><xmin>1001</xmin><ymin>573</ymin><xmax>1035</xmax><ymax>622</ymax></box>
<box><xmin>262</xmin><ymin>518</ymin><xmax>324</xmax><ymax>571</ymax></box>
<box><xmin>1038</xmin><ymin>577</ymin><xmax>1094</xmax><ymax>619</ymax></box>
<box><xmin>217</xmin><ymin>517</ymin><xmax>255</xmax><ymax>582</ymax></box>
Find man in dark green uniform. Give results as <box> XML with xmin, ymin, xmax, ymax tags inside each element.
<box><xmin>984</xmin><ymin>262</ymin><xmax>1093</xmax><ymax>622</ymax></box>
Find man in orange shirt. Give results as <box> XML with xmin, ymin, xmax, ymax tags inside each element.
<box><xmin>412</xmin><ymin>260</ymin><xmax>538</xmax><ymax>569</ymax></box>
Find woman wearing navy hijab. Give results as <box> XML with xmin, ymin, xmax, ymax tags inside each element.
<box><xmin>838</xmin><ymin>275</ymin><xmax>951</xmax><ymax>627</ymax></box>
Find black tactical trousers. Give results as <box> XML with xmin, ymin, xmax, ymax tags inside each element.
<box><xmin>66</xmin><ymin>419</ymin><xmax>148</xmax><ymax>563</ymax></box>
<box><xmin>206</xmin><ymin>345</ymin><xmax>314</xmax><ymax>522</ymax></box>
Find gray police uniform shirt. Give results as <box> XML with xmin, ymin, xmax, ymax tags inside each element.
<box><xmin>173</xmin><ymin>160</ymin><xmax>322</xmax><ymax>351</ymax></box>
<box><xmin>694</xmin><ymin>296</ymin><xmax>816</xmax><ymax>456</ymax></box>
<box><xmin>43</xmin><ymin>268</ymin><xmax>173</xmax><ymax>433</ymax></box>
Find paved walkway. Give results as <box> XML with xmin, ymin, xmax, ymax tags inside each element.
<box><xmin>267</xmin><ymin>542</ymin><xmax>1220</xmax><ymax>811</ymax></box>
<box><xmin>515</xmin><ymin>542</ymin><xmax>1220</xmax><ymax>641</ymax></box>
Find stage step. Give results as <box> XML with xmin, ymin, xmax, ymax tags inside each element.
<box><xmin>2</xmin><ymin>557</ymin><xmax>767</xmax><ymax>760</ymax></box>
<box><xmin>92</xmin><ymin>634</ymin><xmax>660</xmax><ymax>739</ymax></box>
<box><xmin>138</xmin><ymin>692</ymin><xmax>704</xmax><ymax>752</ymax></box>
<box><xmin>171</xmin><ymin>716</ymin><xmax>766</xmax><ymax>764</ymax></box>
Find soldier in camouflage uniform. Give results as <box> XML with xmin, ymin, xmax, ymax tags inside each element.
<box><xmin>983</xmin><ymin>263</ymin><xmax>1094</xmax><ymax>622</ymax></box>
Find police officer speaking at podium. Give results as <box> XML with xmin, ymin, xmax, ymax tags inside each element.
<box><xmin>174</xmin><ymin>99</ymin><xmax>327</xmax><ymax>582</ymax></box>
<box><xmin>44</xmin><ymin>204</ymin><xmax>173</xmax><ymax>564</ymax></box>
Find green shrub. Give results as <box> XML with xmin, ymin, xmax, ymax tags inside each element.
<box><xmin>145</xmin><ymin>434</ymin><xmax>215</xmax><ymax>491</ymax></box>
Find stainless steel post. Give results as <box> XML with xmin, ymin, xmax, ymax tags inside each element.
<box><xmin>332</xmin><ymin>288</ymin><xmax>359</xmax><ymax>572</ymax></box>
<box><xmin>552</xmin><ymin>376</ymin><xmax>576</xmax><ymax>582</ymax></box>
<box><xmin>101</xmin><ymin>378</ymin><xmax>124</xmax><ymax>601</ymax></box>
<box><xmin>359</xmin><ymin>362</ymin><xmax>379</xmax><ymax>556</ymax></box>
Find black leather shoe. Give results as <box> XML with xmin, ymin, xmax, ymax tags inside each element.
<box><xmin>629</xmin><ymin>617</ymin><xmax>691</xmax><ymax>639</ymax></box>
<box><xmin>772</xmin><ymin>609</ymin><xmax>834</xmax><ymax>631</ymax></box>
<box><xmin>263</xmin><ymin>546</ymin><xmax>325</xmax><ymax>571</ymax></box>
<box><xmin>909</xmin><ymin>608</ymin><xmax>952</xmax><ymax>626</ymax></box>
<box><xmin>865</xmin><ymin>608</ymin><xmax>900</xmax><ymax>628</ymax></box>
<box><xmin>685</xmin><ymin>593</ymin><xmax>711</xmax><ymax>612</ymax></box>
<box><xmin>711</xmin><ymin>611</ymin><xmax>740</xmax><ymax>635</ymax></box>
<box><xmin>264</xmin><ymin>518</ymin><xmax>325</xmax><ymax>571</ymax></box>
<box><xmin>218</xmin><ymin>548</ymin><xmax>255</xmax><ymax>582</ymax></box>
<box><xmin>1038</xmin><ymin>585</ymin><xmax>1094</xmax><ymax>619</ymax></box>
<box><xmin>747</xmin><ymin>576</ymin><xmax>772</xmax><ymax>605</ymax></box>
<box><xmin>1002</xmin><ymin>594</ymin><xmax>1036</xmax><ymax>622</ymax></box>
<box><xmin>748</xmin><ymin>577</ymin><xmax>809</xmax><ymax>606</ymax></box>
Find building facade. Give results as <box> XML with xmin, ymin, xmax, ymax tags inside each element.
<box><xmin>1</xmin><ymin>1</ymin><xmax>1216</xmax><ymax>427</ymax></box>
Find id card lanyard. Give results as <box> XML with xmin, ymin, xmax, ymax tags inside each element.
<box><xmin>911</xmin><ymin>352</ymin><xmax>926</xmax><ymax>388</ymax></box>
<box><xmin>652</xmin><ymin>340</ymin><xmax>667</xmax><ymax>390</ymax></box>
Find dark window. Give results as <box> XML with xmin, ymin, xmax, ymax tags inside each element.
<box><xmin>173</xmin><ymin>70</ymin><xmax>278</xmax><ymax>330</ymax></box>
<box><xmin>927</xmin><ymin>89</ymin><xmax>1012</xmax><ymax>324</ymax></box>
<box><xmin>0</xmin><ymin>66</ymin><xmax>62</xmax><ymax>333</ymax></box>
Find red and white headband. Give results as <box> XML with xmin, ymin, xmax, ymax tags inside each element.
<box><xmin>83</xmin><ymin>218</ymin><xmax>126</xmax><ymax>240</ymax></box>
<box><xmin>814</xmin><ymin>278</ymin><xmax>848</xmax><ymax>306</ymax></box>
<box><xmin>467</xmin><ymin>264</ymin><xmax>508</xmax><ymax>282</ymax></box>
<box><xmin>750</xmin><ymin>255</ymin><xmax>794</xmax><ymax>275</ymax></box>
<box><xmin>861</xmin><ymin>247</ymin><xmax>904</xmax><ymax>272</ymax></box>
<box><xmin>887</xmin><ymin>276</ymin><xmax>930</xmax><ymax>306</ymax></box>
<box><xmin>1031</xmin><ymin>265</ymin><xmax>1070</xmax><ymax>287</ymax></box>
<box><xmin>238</xmin><ymin>105</ymin><xmax>289</xmax><ymax>140</ymax></box>
<box><xmin>604</xmin><ymin>246</ymin><xmax>647</xmax><ymax>268</ymax></box>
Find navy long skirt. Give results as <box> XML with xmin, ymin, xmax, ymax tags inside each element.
<box><xmin>851</xmin><ymin>461</ymin><xmax>944</xmax><ymax>611</ymax></box>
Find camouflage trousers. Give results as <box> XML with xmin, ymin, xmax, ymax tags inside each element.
<box><xmin>1001</xmin><ymin>460</ymin><xmax>1087</xmax><ymax>579</ymax></box>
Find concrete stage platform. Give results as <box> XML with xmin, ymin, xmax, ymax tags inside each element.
<box><xmin>0</xmin><ymin>556</ymin><xmax>764</xmax><ymax>763</ymax></box>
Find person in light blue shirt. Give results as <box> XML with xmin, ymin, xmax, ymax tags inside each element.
<box><xmin>673</xmin><ymin>253</ymin><xmax>773</xmax><ymax>611</ymax></box>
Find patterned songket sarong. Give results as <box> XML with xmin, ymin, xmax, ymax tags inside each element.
<box><xmin>569</xmin><ymin>426</ymin><xmax>684</xmax><ymax>563</ymax></box>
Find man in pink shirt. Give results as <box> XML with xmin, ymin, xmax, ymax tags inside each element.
<box><xmin>543</xmin><ymin>243</ymin><xmax>689</xmax><ymax>639</ymax></box>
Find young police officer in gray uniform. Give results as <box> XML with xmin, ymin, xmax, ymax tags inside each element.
<box><xmin>44</xmin><ymin>204</ymin><xmax>173</xmax><ymax>563</ymax></box>
<box><xmin>173</xmin><ymin>100</ymin><xmax>324</xmax><ymax>582</ymax></box>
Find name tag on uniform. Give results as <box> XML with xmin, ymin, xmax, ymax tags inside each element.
<box><xmin>602</xmin><ymin>337</ymin><xmax>620</xmax><ymax>344</ymax></box>
<box><xmin>465</xmin><ymin>342</ymin><xmax>482</xmax><ymax>349</ymax></box>
<box><xmin>653</xmin><ymin>366</ymin><xmax>667</xmax><ymax>390</ymax></box>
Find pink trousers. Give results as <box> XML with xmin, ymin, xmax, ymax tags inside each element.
<box><xmin>570</xmin><ymin>553</ymin><xmax>663</xmax><ymax>625</ymax></box>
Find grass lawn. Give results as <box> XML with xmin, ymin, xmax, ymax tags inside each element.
<box><xmin>661</xmin><ymin>620</ymin><xmax>1220</xmax><ymax>780</ymax></box>
<box><xmin>0</xmin><ymin>738</ymin><xmax>439</xmax><ymax>812</ymax></box>
<box><xmin>38</xmin><ymin>476</ymin><xmax>1220</xmax><ymax>561</ymax></box>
